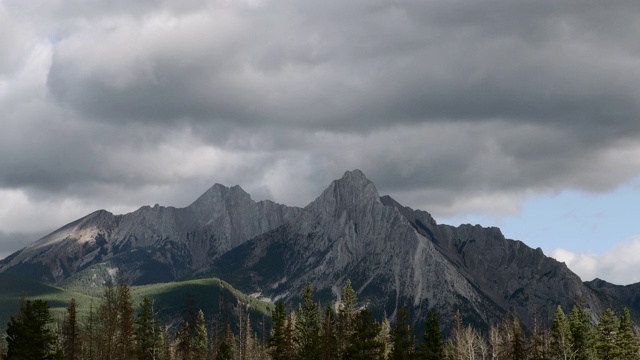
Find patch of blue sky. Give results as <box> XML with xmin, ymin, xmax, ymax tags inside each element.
<box><xmin>437</xmin><ymin>177</ymin><xmax>640</xmax><ymax>256</ymax></box>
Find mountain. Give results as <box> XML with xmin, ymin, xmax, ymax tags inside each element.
<box><xmin>0</xmin><ymin>170</ymin><xmax>634</xmax><ymax>330</ymax></box>
<box><xmin>0</xmin><ymin>184</ymin><xmax>300</xmax><ymax>284</ymax></box>
<box><xmin>209</xmin><ymin>170</ymin><xmax>607</xmax><ymax>330</ymax></box>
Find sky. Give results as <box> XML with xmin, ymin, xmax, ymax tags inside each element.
<box><xmin>1</xmin><ymin>0</ymin><xmax>640</xmax><ymax>284</ymax></box>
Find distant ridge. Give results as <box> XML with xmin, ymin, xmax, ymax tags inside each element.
<box><xmin>1</xmin><ymin>169</ymin><xmax>637</xmax><ymax>330</ymax></box>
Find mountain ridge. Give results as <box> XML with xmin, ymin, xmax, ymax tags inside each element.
<box><xmin>0</xmin><ymin>169</ymin><xmax>636</xmax><ymax>330</ymax></box>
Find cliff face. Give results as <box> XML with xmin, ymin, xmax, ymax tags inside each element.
<box><xmin>0</xmin><ymin>184</ymin><xmax>300</xmax><ymax>283</ymax></box>
<box><xmin>0</xmin><ymin>170</ymin><xmax>629</xmax><ymax>330</ymax></box>
<box><xmin>211</xmin><ymin>170</ymin><xmax>606</xmax><ymax>330</ymax></box>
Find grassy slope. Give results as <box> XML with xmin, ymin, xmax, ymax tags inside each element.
<box><xmin>0</xmin><ymin>274</ymin><xmax>273</xmax><ymax>331</ymax></box>
<box><xmin>0</xmin><ymin>274</ymin><xmax>96</xmax><ymax>328</ymax></box>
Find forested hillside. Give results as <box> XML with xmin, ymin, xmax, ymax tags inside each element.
<box><xmin>2</xmin><ymin>279</ymin><xmax>638</xmax><ymax>360</ymax></box>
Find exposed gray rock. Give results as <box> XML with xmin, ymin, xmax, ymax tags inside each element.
<box><xmin>0</xmin><ymin>183</ymin><xmax>300</xmax><ymax>283</ymax></box>
<box><xmin>0</xmin><ymin>169</ymin><xmax>636</xmax><ymax>330</ymax></box>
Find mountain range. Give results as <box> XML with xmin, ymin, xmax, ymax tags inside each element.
<box><xmin>0</xmin><ymin>170</ymin><xmax>635</xmax><ymax>331</ymax></box>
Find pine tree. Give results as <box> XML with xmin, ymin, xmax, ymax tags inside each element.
<box><xmin>193</xmin><ymin>310</ymin><xmax>208</xmax><ymax>360</ymax></box>
<box><xmin>6</xmin><ymin>299</ymin><xmax>63</xmax><ymax>359</ymax></box>
<box><xmin>62</xmin><ymin>298</ymin><xmax>82</xmax><ymax>360</ymax></box>
<box><xmin>321</xmin><ymin>305</ymin><xmax>337</xmax><ymax>360</ymax></box>
<box><xmin>550</xmin><ymin>305</ymin><xmax>571</xmax><ymax>360</ymax></box>
<box><xmin>337</xmin><ymin>279</ymin><xmax>358</xmax><ymax>358</ymax></box>
<box><xmin>267</xmin><ymin>301</ymin><xmax>288</xmax><ymax>360</ymax></box>
<box><xmin>509</xmin><ymin>313</ymin><xmax>527</xmax><ymax>360</ymax></box>
<box><xmin>116</xmin><ymin>282</ymin><xmax>137</xmax><ymax>360</ymax></box>
<box><xmin>161</xmin><ymin>326</ymin><xmax>172</xmax><ymax>360</ymax></box>
<box><xmin>616</xmin><ymin>307</ymin><xmax>638</xmax><ymax>360</ymax></box>
<box><xmin>176</xmin><ymin>321</ymin><xmax>192</xmax><ymax>360</ymax></box>
<box><xmin>216</xmin><ymin>341</ymin><xmax>234</xmax><ymax>360</ymax></box>
<box><xmin>284</xmin><ymin>310</ymin><xmax>298</xmax><ymax>359</ymax></box>
<box><xmin>296</xmin><ymin>283</ymin><xmax>321</xmax><ymax>360</ymax></box>
<box><xmin>84</xmin><ymin>300</ymin><xmax>98</xmax><ymax>360</ymax></box>
<box><xmin>136</xmin><ymin>297</ymin><xmax>163</xmax><ymax>360</ymax></box>
<box><xmin>594</xmin><ymin>308</ymin><xmax>619</xmax><ymax>360</ymax></box>
<box><xmin>415</xmin><ymin>309</ymin><xmax>445</xmax><ymax>360</ymax></box>
<box><xmin>97</xmin><ymin>282</ymin><xmax>119</xmax><ymax>360</ymax></box>
<box><xmin>569</xmin><ymin>299</ymin><xmax>593</xmax><ymax>360</ymax></box>
<box><xmin>243</xmin><ymin>315</ymin><xmax>265</xmax><ymax>360</ymax></box>
<box><xmin>390</xmin><ymin>307</ymin><xmax>414</xmax><ymax>360</ymax></box>
<box><xmin>344</xmin><ymin>309</ymin><xmax>383</xmax><ymax>359</ymax></box>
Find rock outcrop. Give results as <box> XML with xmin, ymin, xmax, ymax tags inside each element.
<box><xmin>0</xmin><ymin>184</ymin><xmax>300</xmax><ymax>283</ymax></box>
<box><xmin>0</xmin><ymin>170</ymin><xmax>634</xmax><ymax>330</ymax></box>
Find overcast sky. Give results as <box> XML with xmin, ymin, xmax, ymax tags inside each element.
<box><xmin>2</xmin><ymin>0</ymin><xmax>640</xmax><ymax>284</ymax></box>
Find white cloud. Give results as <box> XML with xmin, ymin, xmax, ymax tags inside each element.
<box><xmin>551</xmin><ymin>238</ymin><xmax>640</xmax><ymax>285</ymax></box>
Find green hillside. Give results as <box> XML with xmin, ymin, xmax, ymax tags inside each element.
<box><xmin>0</xmin><ymin>274</ymin><xmax>273</xmax><ymax>332</ymax></box>
<box><xmin>130</xmin><ymin>278</ymin><xmax>274</xmax><ymax>319</ymax></box>
<box><xmin>0</xmin><ymin>274</ymin><xmax>96</xmax><ymax>328</ymax></box>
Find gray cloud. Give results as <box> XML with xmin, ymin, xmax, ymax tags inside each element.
<box><xmin>0</xmin><ymin>231</ymin><xmax>46</xmax><ymax>259</ymax></box>
<box><xmin>1</xmin><ymin>0</ymin><xmax>640</xmax><ymax>258</ymax></box>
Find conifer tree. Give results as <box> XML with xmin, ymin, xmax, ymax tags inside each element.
<box><xmin>284</xmin><ymin>310</ymin><xmax>298</xmax><ymax>359</ymax></box>
<box><xmin>193</xmin><ymin>310</ymin><xmax>208</xmax><ymax>360</ymax></box>
<box><xmin>176</xmin><ymin>321</ymin><xmax>192</xmax><ymax>360</ymax></box>
<box><xmin>616</xmin><ymin>307</ymin><xmax>638</xmax><ymax>360</ymax></box>
<box><xmin>97</xmin><ymin>282</ymin><xmax>119</xmax><ymax>360</ymax></box>
<box><xmin>296</xmin><ymin>283</ymin><xmax>321</xmax><ymax>360</ymax></box>
<box><xmin>116</xmin><ymin>282</ymin><xmax>136</xmax><ymax>360</ymax></box>
<box><xmin>136</xmin><ymin>297</ymin><xmax>163</xmax><ymax>360</ymax></box>
<box><xmin>509</xmin><ymin>313</ymin><xmax>527</xmax><ymax>360</ymax></box>
<box><xmin>568</xmin><ymin>299</ymin><xmax>593</xmax><ymax>360</ymax></box>
<box><xmin>62</xmin><ymin>298</ymin><xmax>82</xmax><ymax>360</ymax></box>
<box><xmin>321</xmin><ymin>305</ymin><xmax>337</xmax><ymax>360</ymax></box>
<box><xmin>344</xmin><ymin>309</ymin><xmax>383</xmax><ymax>360</ymax></box>
<box><xmin>216</xmin><ymin>341</ymin><xmax>234</xmax><ymax>360</ymax></box>
<box><xmin>84</xmin><ymin>300</ymin><xmax>98</xmax><ymax>360</ymax></box>
<box><xmin>6</xmin><ymin>299</ymin><xmax>63</xmax><ymax>359</ymax></box>
<box><xmin>594</xmin><ymin>308</ymin><xmax>619</xmax><ymax>360</ymax></box>
<box><xmin>161</xmin><ymin>326</ymin><xmax>172</xmax><ymax>360</ymax></box>
<box><xmin>550</xmin><ymin>305</ymin><xmax>571</xmax><ymax>360</ymax></box>
<box><xmin>390</xmin><ymin>307</ymin><xmax>414</xmax><ymax>360</ymax></box>
<box><xmin>415</xmin><ymin>309</ymin><xmax>445</xmax><ymax>360</ymax></box>
<box><xmin>337</xmin><ymin>279</ymin><xmax>358</xmax><ymax>359</ymax></box>
<box><xmin>268</xmin><ymin>301</ymin><xmax>288</xmax><ymax>360</ymax></box>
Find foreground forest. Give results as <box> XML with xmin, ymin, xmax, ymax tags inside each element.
<box><xmin>1</xmin><ymin>279</ymin><xmax>640</xmax><ymax>360</ymax></box>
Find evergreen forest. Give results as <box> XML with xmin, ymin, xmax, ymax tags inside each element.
<box><xmin>1</xmin><ymin>279</ymin><xmax>639</xmax><ymax>360</ymax></box>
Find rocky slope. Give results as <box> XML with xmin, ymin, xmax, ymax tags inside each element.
<box><xmin>0</xmin><ymin>184</ymin><xmax>300</xmax><ymax>283</ymax></box>
<box><xmin>0</xmin><ymin>170</ymin><xmax>632</xmax><ymax>330</ymax></box>
<box><xmin>210</xmin><ymin>170</ymin><xmax>609</xmax><ymax>330</ymax></box>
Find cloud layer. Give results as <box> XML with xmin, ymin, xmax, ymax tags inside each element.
<box><xmin>551</xmin><ymin>238</ymin><xmax>640</xmax><ymax>285</ymax></box>
<box><xmin>2</xmin><ymin>0</ymin><xmax>640</xmax><ymax>272</ymax></box>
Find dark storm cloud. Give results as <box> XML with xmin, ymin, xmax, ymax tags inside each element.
<box><xmin>1</xmin><ymin>0</ymin><xmax>640</xmax><ymax>240</ymax></box>
<box><xmin>0</xmin><ymin>231</ymin><xmax>46</xmax><ymax>259</ymax></box>
<box><xmin>43</xmin><ymin>0</ymin><xmax>640</xmax><ymax>137</ymax></box>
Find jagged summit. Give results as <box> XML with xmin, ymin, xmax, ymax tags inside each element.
<box><xmin>188</xmin><ymin>183</ymin><xmax>252</xmax><ymax>209</ymax></box>
<box><xmin>1</xmin><ymin>170</ymin><xmax>639</xmax><ymax>331</ymax></box>
<box><xmin>308</xmin><ymin>169</ymin><xmax>380</xmax><ymax>216</ymax></box>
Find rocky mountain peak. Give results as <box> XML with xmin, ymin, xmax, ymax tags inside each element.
<box><xmin>308</xmin><ymin>170</ymin><xmax>380</xmax><ymax>215</ymax></box>
<box><xmin>186</xmin><ymin>182</ymin><xmax>253</xmax><ymax>215</ymax></box>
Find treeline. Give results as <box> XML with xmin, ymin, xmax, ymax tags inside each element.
<box><xmin>1</xmin><ymin>279</ymin><xmax>640</xmax><ymax>360</ymax></box>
